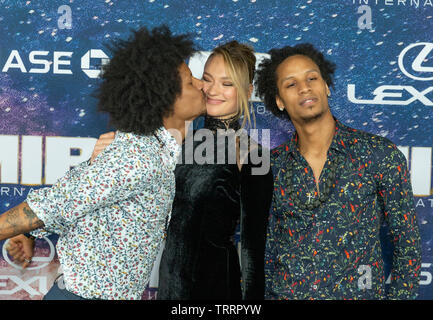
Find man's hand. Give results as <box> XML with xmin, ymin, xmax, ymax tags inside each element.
<box><xmin>5</xmin><ymin>234</ymin><xmax>35</xmax><ymax>268</ymax></box>
<box><xmin>90</xmin><ymin>132</ymin><xmax>116</xmax><ymax>163</ymax></box>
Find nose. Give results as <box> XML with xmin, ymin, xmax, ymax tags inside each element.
<box><xmin>203</xmin><ymin>80</ymin><xmax>218</xmax><ymax>96</ymax></box>
<box><xmin>298</xmin><ymin>81</ymin><xmax>311</xmax><ymax>94</ymax></box>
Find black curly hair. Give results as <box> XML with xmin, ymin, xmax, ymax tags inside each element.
<box><xmin>96</xmin><ymin>25</ymin><xmax>196</xmax><ymax>135</ymax></box>
<box><xmin>255</xmin><ymin>43</ymin><xmax>336</xmax><ymax>120</ymax></box>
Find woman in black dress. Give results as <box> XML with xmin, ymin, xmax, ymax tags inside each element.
<box><xmin>157</xmin><ymin>41</ymin><xmax>273</xmax><ymax>300</ymax></box>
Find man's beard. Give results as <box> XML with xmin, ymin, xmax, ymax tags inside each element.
<box><xmin>299</xmin><ymin>108</ymin><xmax>325</xmax><ymax>124</ymax></box>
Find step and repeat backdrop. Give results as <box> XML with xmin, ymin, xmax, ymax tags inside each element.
<box><xmin>0</xmin><ymin>0</ymin><xmax>432</xmax><ymax>300</ymax></box>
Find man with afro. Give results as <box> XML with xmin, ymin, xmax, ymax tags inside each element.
<box><xmin>0</xmin><ymin>25</ymin><xmax>206</xmax><ymax>300</ymax></box>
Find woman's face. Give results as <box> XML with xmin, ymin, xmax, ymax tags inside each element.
<box><xmin>202</xmin><ymin>54</ymin><xmax>238</xmax><ymax>119</ymax></box>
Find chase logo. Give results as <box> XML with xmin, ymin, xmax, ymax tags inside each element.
<box><xmin>398</xmin><ymin>42</ymin><xmax>433</xmax><ymax>81</ymax></box>
<box><xmin>81</xmin><ymin>49</ymin><xmax>110</xmax><ymax>79</ymax></box>
<box><xmin>1</xmin><ymin>49</ymin><xmax>110</xmax><ymax>79</ymax></box>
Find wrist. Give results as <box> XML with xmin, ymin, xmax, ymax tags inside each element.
<box><xmin>24</xmin><ymin>233</ymin><xmax>36</xmax><ymax>241</ymax></box>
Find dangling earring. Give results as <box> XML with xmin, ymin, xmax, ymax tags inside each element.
<box><xmin>279</xmin><ymin>106</ymin><xmax>285</xmax><ymax>111</ymax></box>
<box><xmin>327</xmin><ymin>91</ymin><xmax>331</xmax><ymax>97</ymax></box>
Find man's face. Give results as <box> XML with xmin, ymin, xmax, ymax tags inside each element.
<box><xmin>275</xmin><ymin>54</ymin><xmax>330</xmax><ymax>124</ymax></box>
<box><xmin>172</xmin><ymin>62</ymin><xmax>206</xmax><ymax>121</ymax></box>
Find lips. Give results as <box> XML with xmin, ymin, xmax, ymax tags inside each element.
<box><xmin>206</xmin><ymin>97</ymin><xmax>225</xmax><ymax>105</ymax></box>
<box><xmin>299</xmin><ymin>97</ymin><xmax>318</xmax><ymax>107</ymax></box>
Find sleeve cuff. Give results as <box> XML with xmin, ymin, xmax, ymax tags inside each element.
<box><xmin>26</xmin><ymin>188</ymin><xmax>67</xmax><ymax>236</ymax></box>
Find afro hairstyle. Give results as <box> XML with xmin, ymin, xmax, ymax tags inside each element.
<box><xmin>255</xmin><ymin>43</ymin><xmax>336</xmax><ymax>120</ymax></box>
<box><xmin>96</xmin><ymin>25</ymin><xmax>196</xmax><ymax>135</ymax></box>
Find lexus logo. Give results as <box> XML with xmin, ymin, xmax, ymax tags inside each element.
<box><xmin>398</xmin><ymin>42</ymin><xmax>433</xmax><ymax>81</ymax></box>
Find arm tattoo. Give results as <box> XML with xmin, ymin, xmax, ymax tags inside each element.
<box><xmin>4</xmin><ymin>207</ymin><xmax>23</xmax><ymax>236</ymax></box>
<box><xmin>23</xmin><ymin>206</ymin><xmax>44</xmax><ymax>228</ymax></box>
<box><xmin>0</xmin><ymin>203</ymin><xmax>44</xmax><ymax>240</ymax></box>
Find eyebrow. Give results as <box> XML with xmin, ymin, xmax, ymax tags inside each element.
<box><xmin>202</xmin><ymin>71</ymin><xmax>232</xmax><ymax>80</ymax></box>
<box><xmin>280</xmin><ymin>69</ymin><xmax>320</xmax><ymax>82</ymax></box>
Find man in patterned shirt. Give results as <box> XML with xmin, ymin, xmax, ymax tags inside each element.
<box><xmin>0</xmin><ymin>25</ymin><xmax>206</xmax><ymax>300</ymax></box>
<box><xmin>255</xmin><ymin>43</ymin><xmax>421</xmax><ymax>299</ymax></box>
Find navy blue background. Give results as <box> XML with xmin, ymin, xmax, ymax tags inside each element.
<box><xmin>0</xmin><ymin>0</ymin><xmax>432</xmax><ymax>299</ymax></box>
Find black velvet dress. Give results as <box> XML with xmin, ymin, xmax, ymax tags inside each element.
<box><xmin>157</xmin><ymin>116</ymin><xmax>273</xmax><ymax>300</ymax></box>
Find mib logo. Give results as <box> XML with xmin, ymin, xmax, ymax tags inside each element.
<box><xmin>1</xmin><ymin>49</ymin><xmax>110</xmax><ymax>79</ymax></box>
<box><xmin>348</xmin><ymin>42</ymin><xmax>433</xmax><ymax>106</ymax></box>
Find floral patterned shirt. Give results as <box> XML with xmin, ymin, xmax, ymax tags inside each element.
<box><xmin>265</xmin><ymin>119</ymin><xmax>421</xmax><ymax>300</ymax></box>
<box><xmin>26</xmin><ymin>128</ymin><xmax>180</xmax><ymax>300</ymax></box>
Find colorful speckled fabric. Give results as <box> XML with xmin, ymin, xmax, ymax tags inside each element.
<box><xmin>27</xmin><ymin>128</ymin><xmax>180</xmax><ymax>300</ymax></box>
<box><xmin>265</xmin><ymin>119</ymin><xmax>421</xmax><ymax>300</ymax></box>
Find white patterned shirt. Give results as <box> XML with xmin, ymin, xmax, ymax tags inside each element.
<box><xmin>26</xmin><ymin>127</ymin><xmax>180</xmax><ymax>300</ymax></box>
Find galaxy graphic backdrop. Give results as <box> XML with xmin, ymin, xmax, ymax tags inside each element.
<box><xmin>0</xmin><ymin>0</ymin><xmax>432</xmax><ymax>300</ymax></box>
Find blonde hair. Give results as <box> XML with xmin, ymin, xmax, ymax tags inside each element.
<box><xmin>210</xmin><ymin>41</ymin><xmax>256</xmax><ymax>129</ymax></box>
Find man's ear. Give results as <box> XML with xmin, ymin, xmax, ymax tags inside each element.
<box><xmin>276</xmin><ymin>95</ymin><xmax>285</xmax><ymax>111</ymax></box>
